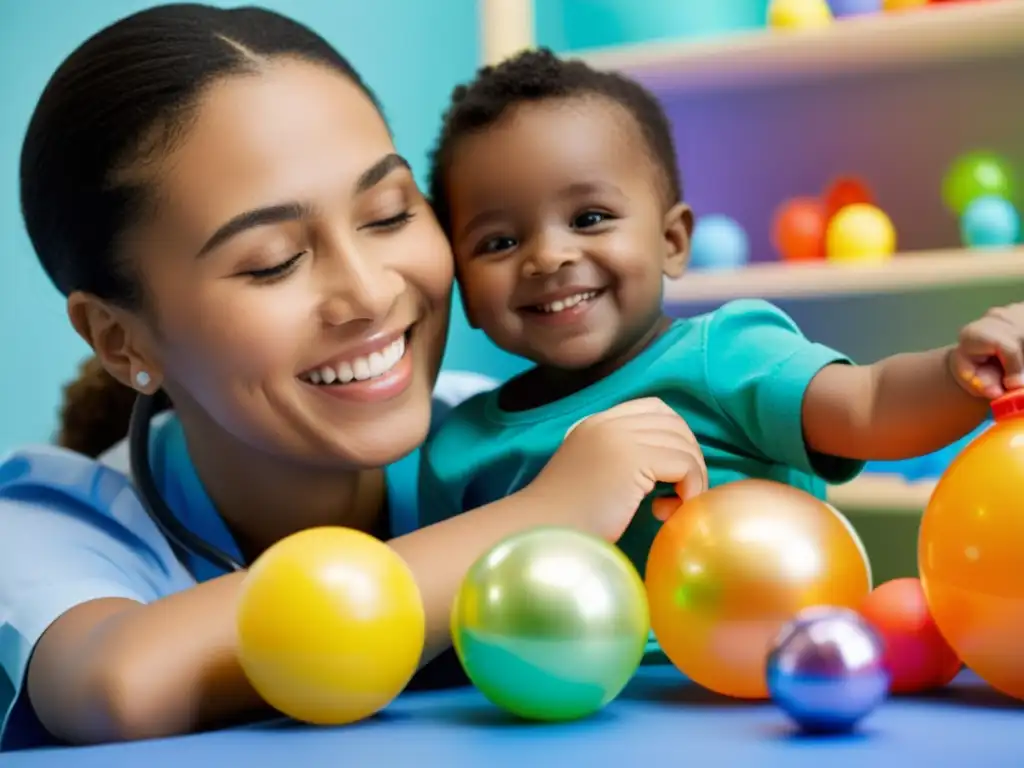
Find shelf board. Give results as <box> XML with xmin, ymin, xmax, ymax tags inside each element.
<box><xmin>664</xmin><ymin>247</ymin><xmax>1024</xmax><ymax>303</ymax></box>
<box><xmin>577</xmin><ymin>1</ymin><xmax>1024</xmax><ymax>95</ymax></box>
<box><xmin>828</xmin><ymin>474</ymin><xmax>935</xmax><ymax>513</ymax></box>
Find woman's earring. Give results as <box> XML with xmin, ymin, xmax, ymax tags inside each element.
<box><xmin>135</xmin><ymin>370</ymin><xmax>152</xmax><ymax>390</ymax></box>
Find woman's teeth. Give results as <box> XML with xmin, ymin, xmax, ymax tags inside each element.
<box><xmin>534</xmin><ymin>290</ymin><xmax>599</xmax><ymax>314</ymax></box>
<box><xmin>302</xmin><ymin>336</ymin><xmax>405</xmax><ymax>385</ymax></box>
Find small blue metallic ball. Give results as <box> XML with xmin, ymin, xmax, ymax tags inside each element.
<box><xmin>766</xmin><ymin>606</ymin><xmax>889</xmax><ymax>733</ymax></box>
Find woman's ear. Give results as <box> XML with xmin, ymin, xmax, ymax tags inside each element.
<box><xmin>663</xmin><ymin>203</ymin><xmax>693</xmax><ymax>279</ymax></box>
<box><xmin>67</xmin><ymin>292</ymin><xmax>164</xmax><ymax>394</ymax></box>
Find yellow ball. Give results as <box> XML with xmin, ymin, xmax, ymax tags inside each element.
<box><xmin>236</xmin><ymin>527</ymin><xmax>425</xmax><ymax>725</ymax></box>
<box><xmin>768</xmin><ymin>0</ymin><xmax>833</xmax><ymax>30</ymax></box>
<box><xmin>825</xmin><ymin>203</ymin><xmax>896</xmax><ymax>263</ymax></box>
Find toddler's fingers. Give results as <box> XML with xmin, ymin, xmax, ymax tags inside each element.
<box><xmin>950</xmin><ymin>348</ymin><xmax>1004</xmax><ymax>400</ymax></box>
<box><xmin>652</xmin><ymin>496</ymin><xmax>685</xmax><ymax>522</ymax></box>
<box><xmin>674</xmin><ymin>454</ymin><xmax>708</xmax><ymax>502</ymax></box>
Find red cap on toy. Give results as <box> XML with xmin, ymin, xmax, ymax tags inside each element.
<box><xmin>991</xmin><ymin>389</ymin><xmax>1024</xmax><ymax>421</ymax></box>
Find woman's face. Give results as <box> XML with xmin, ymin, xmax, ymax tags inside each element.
<box><xmin>122</xmin><ymin>60</ymin><xmax>452</xmax><ymax>468</ymax></box>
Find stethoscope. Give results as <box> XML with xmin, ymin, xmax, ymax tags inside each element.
<box><xmin>129</xmin><ymin>393</ymin><xmax>245</xmax><ymax>573</ymax></box>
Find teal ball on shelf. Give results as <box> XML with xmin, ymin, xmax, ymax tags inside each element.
<box><xmin>690</xmin><ymin>215</ymin><xmax>749</xmax><ymax>271</ymax></box>
<box><xmin>961</xmin><ymin>196</ymin><xmax>1020</xmax><ymax>250</ymax></box>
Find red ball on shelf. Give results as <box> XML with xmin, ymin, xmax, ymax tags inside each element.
<box><xmin>823</xmin><ymin>176</ymin><xmax>875</xmax><ymax>222</ymax></box>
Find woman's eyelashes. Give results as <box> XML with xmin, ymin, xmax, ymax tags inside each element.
<box><xmin>243</xmin><ymin>251</ymin><xmax>308</xmax><ymax>283</ymax></box>
<box><xmin>360</xmin><ymin>209</ymin><xmax>416</xmax><ymax>232</ymax></box>
<box><xmin>239</xmin><ymin>210</ymin><xmax>417</xmax><ymax>284</ymax></box>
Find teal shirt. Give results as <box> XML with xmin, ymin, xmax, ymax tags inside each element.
<box><xmin>419</xmin><ymin>300</ymin><xmax>865</xmax><ymax>576</ymax></box>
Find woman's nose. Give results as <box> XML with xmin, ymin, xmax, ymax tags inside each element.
<box><xmin>318</xmin><ymin>248</ymin><xmax>403</xmax><ymax>327</ymax></box>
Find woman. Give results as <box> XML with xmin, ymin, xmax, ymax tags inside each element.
<box><xmin>0</xmin><ymin>4</ymin><xmax>705</xmax><ymax>750</ymax></box>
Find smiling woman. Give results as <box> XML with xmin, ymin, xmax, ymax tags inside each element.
<box><xmin>0</xmin><ymin>3</ymin><xmax>706</xmax><ymax>752</ymax></box>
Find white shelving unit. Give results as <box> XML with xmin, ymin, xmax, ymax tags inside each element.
<box><xmin>477</xmin><ymin>1</ymin><xmax>1024</xmax><ymax>513</ymax></box>
<box><xmin>665</xmin><ymin>246</ymin><xmax>1024</xmax><ymax>303</ymax></box>
<box><xmin>575</xmin><ymin>1</ymin><xmax>1024</xmax><ymax>95</ymax></box>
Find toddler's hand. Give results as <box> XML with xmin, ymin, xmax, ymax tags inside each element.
<box><xmin>528</xmin><ymin>398</ymin><xmax>708</xmax><ymax>542</ymax></box>
<box><xmin>950</xmin><ymin>303</ymin><xmax>1024</xmax><ymax>400</ymax></box>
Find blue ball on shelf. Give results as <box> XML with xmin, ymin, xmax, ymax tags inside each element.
<box><xmin>827</xmin><ymin>0</ymin><xmax>882</xmax><ymax>16</ymax></box>
<box><xmin>961</xmin><ymin>195</ymin><xmax>1020</xmax><ymax>250</ymax></box>
<box><xmin>690</xmin><ymin>215</ymin><xmax>749</xmax><ymax>271</ymax></box>
<box><xmin>766</xmin><ymin>606</ymin><xmax>889</xmax><ymax>735</ymax></box>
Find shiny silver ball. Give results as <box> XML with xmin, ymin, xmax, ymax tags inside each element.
<box><xmin>766</xmin><ymin>606</ymin><xmax>889</xmax><ymax>733</ymax></box>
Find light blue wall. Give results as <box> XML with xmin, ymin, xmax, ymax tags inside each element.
<box><xmin>0</xmin><ymin>0</ymin><xmax>526</xmax><ymax>452</ymax></box>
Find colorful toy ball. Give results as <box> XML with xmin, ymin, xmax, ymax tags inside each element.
<box><xmin>828</xmin><ymin>0</ymin><xmax>882</xmax><ymax>15</ymax></box>
<box><xmin>451</xmin><ymin>527</ymin><xmax>649</xmax><ymax>722</ymax></box>
<box><xmin>768</xmin><ymin>0</ymin><xmax>834</xmax><ymax>29</ymax></box>
<box><xmin>825</xmin><ymin>203</ymin><xmax>896</xmax><ymax>262</ymax></box>
<box><xmin>942</xmin><ymin>151</ymin><xmax>1014</xmax><ymax>216</ymax></box>
<box><xmin>690</xmin><ymin>215</ymin><xmax>750</xmax><ymax>271</ymax></box>
<box><xmin>883</xmin><ymin>0</ymin><xmax>929</xmax><ymax>8</ymax></box>
<box><xmin>919</xmin><ymin>390</ymin><xmax>1024</xmax><ymax>702</ymax></box>
<box><xmin>960</xmin><ymin>195</ymin><xmax>1020</xmax><ymax>250</ymax></box>
<box><xmin>767</xmin><ymin>606</ymin><xmax>889</xmax><ymax>733</ymax></box>
<box><xmin>645</xmin><ymin>479</ymin><xmax>872</xmax><ymax>700</ymax></box>
<box><xmin>823</xmin><ymin>176</ymin><xmax>875</xmax><ymax>221</ymax></box>
<box><xmin>859</xmin><ymin>578</ymin><xmax>962</xmax><ymax>694</ymax></box>
<box><xmin>772</xmin><ymin>197</ymin><xmax>827</xmax><ymax>262</ymax></box>
<box><xmin>236</xmin><ymin>527</ymin><xmax>425</xmax><ymax>725</ymax></box>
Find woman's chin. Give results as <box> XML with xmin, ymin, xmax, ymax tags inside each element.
<box><xmin>309</xmin><ymin>405</ymin><xmax>433</xmax><ymax>469</ymax></box>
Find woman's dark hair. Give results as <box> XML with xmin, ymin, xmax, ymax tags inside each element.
<box><xmin>20</xmin><ymin>3</ymin><xmax>381</xmax><ymax>456</ymax></box>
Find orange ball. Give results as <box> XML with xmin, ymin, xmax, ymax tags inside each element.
<box><xmin>919</xmin><ymin>392</ymin><xmax>1024</xmax><ymax>701</ymax></box>
<box><xmin>859</xmin><ymin>578</ymin><xmax>961</xmax><ymax>693</ymax></box>
<box><xmin>772</xmin><ymin>197</ymin><xmax>827</xmax><ymax>262</ymax></box>
<box><xmin>645</xmin><ymin>480</ymin><xmax>872</xmax><ymax>699</ymax></box>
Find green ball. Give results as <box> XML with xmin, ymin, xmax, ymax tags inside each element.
<box><xmin>451</xmin><ymin>527</ymin><xmax>649</xmax><ymax>722</ymax></box>
<box><xmin>942</xmin><ymin>151</ymin><xmax>1014</xmax><ymax>216</ymax></box>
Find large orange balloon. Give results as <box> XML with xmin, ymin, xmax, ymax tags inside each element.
<box><xmin>919</xmin><ymin>392</ymin><xmax>1024</xmax><ymax>701</ymax></box>
<box><xmin>645</xmin><ymin>480</ymin><xmax>872</xmax><ymax>699</ymax></box>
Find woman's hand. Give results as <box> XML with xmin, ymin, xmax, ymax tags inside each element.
<box><xmin>527</xmin><ymin>398</ymin><xmax>708</xmax><ymax>542</ymax></box>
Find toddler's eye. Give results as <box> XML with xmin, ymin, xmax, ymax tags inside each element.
<box><xmin>572</xmin><ymin>211</ymin><xmax>610</xmax><ymax>229</ymax></box>
<box><xmin>480</xmin><ymin>235</ymin><xmax>517</xmax><ymax>254</ymax></box>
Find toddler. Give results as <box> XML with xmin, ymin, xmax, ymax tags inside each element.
<box><xmin>419</xmin><ymin>48</ymin><xmax>1019</xmax><ymax>578</ymax></box>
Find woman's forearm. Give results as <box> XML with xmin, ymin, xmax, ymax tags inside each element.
<box><xmin>391</xmin><ymin>483</ymin><xmax>554</xmax><ymax>662</ymax></box>
<box><xmin>28</xmin><ymin>570</ymin><xmax>267</xmax><ymax>745</ymax></box>
<box><xmin>29</xmin><ymin>486</ymin><xmax>556</xmax><ymax>745</ymax></box>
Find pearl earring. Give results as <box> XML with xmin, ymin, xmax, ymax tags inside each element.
<box><xmin>135</xmin><ymin>370</ymin><xmax>151</xmax><ymax>389</ymax></box>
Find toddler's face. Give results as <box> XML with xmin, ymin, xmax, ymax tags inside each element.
<box><xmin>444</xmin><ymin>96</ymin><xmax>690</xmax><ymax>371</ymax></box>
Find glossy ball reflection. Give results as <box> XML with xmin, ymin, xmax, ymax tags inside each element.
<box><xmin>451</xmin><ymin>527</ymin><xmax>650</xmax><ymax>721</ymax></box>
<box><xmin>646</xmin><ymin>480</ymin><xmax>872</xmax><ymax>699</ymax></box>
<box><xmin>767</xmin><ymin>606</ymin><xmax>889</xmax><ymax>733</ymax></box>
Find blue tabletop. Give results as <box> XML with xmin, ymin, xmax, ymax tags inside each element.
<box><xmin>5</xmin><ymin>667</ymin><xmax>1020</xmax><ymax>767</ymax></box>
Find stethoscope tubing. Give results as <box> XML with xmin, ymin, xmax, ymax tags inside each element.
<box><xmin>129</xmin><ymin>393</ymin><xmax>244</xmax><ymax>573</ymax></box>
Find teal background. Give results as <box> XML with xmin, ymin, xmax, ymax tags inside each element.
<box><xmin>535</xmin><ymin>0</ymin><xmax>770</xmax><ymax>51</ymax></box>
